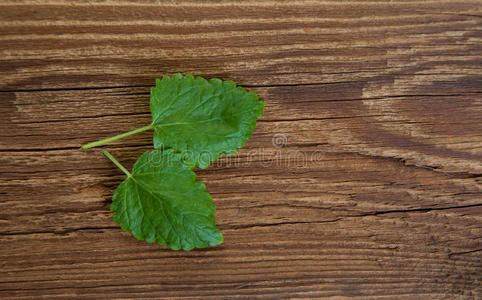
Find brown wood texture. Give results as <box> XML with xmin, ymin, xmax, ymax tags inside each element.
<box><xmin>1</xmin><ymin>1</ymin><xmax>481</xmax><ymax>299</ymax></box>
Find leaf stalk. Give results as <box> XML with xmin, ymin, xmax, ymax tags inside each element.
<box><xmin>102</xmin><ymin>149</ymin><xmax>131</xmax><ymax>177</ymax></box>
<box><xmin>81</xmin><ymin>124</ymin><xmax>154</xmax><ymax>150</ymax></box>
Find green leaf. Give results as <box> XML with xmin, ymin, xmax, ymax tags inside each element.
<box><xmin>151</xmin><ymin>73</ymin><xmax>264</xmax><ymax>168</ymax></box>
<box><xmin>81</xmin><ymin>74</ymin><xmax>265</xmax><ymax>249</ymax></box>
<box><xmin>109</xmin><ymin>149</ymin><xmax>223</xmax><ymax>250</ymax></box>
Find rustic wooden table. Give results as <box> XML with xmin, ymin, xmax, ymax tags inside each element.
<box><xmin>1</xmin><ymin>1</ymin><xmax>481</xmax><ymax>299</ymax></box>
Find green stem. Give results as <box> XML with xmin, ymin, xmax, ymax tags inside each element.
<box><xmin>102</xmin><ymin>149</ymin><xmax>131</xmax><ymax>177</ymax></box>
<box><xmin>81</xmin><ymin>124</ymin><xmax>154</xmax><ymax>150</ymax></box>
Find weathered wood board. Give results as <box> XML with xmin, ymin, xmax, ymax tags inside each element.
<box><xmin>0</xmin><ymin>1</ymin><xmax>481</xmax><ymax>299</ymax></box>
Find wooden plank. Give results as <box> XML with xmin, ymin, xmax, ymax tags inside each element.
<box><xmin>0</xmin><ymin>0</ymin><xmax>481</xmax><ymax>299</ymax></box>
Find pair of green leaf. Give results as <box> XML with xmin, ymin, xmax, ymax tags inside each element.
<box><xmin>82</xmin><ymin>74</ymin><xmax>264</xmax><ymax>250</ymax></box>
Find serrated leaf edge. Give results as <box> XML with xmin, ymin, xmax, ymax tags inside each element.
<box><xmin>110</xmin><ymin>150</ymin><xmax>224</xmax><ymax>251</ymax></box>
<box><xmin>151</xmin><ymin>73</ymin><xmax>265</xmax><ymax>169</ymax></box>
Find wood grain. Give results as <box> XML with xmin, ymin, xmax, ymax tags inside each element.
<box><xmin>1</xmin><ymin>1</ymin><xmax>481</xmax><ymax>299</ymax></box>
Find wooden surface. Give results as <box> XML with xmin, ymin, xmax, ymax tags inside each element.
<box><xmin>1</xmin><ymin>1</ymin><xmax>481</xmax><ymax>299</ymax></box>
